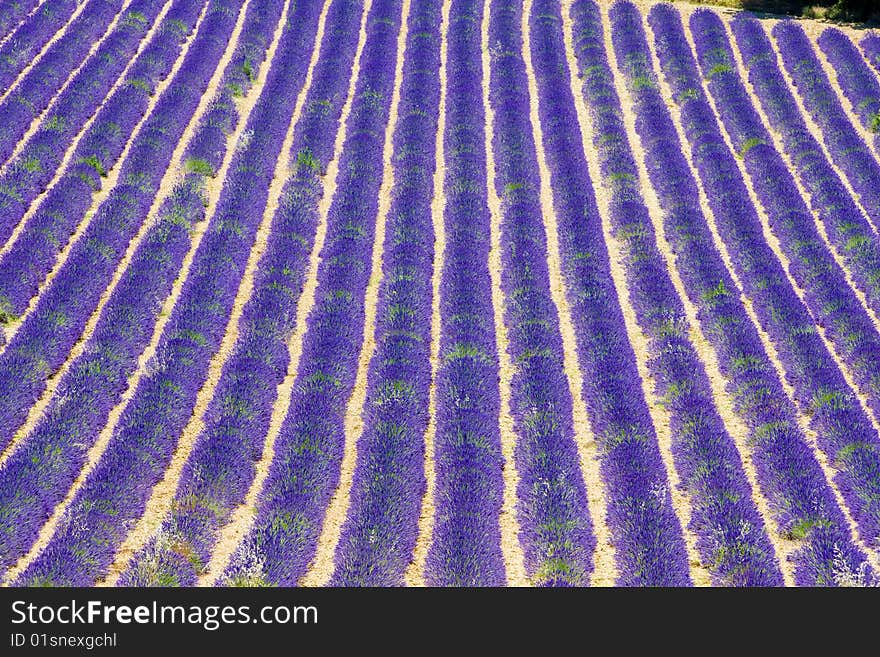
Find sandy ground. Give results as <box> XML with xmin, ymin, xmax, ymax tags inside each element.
<box><xmin>403</xmin><ymin>0</ymin><xmax>451</xmax><ymax>589</ymax></box>
<box><xmin>1</xmin><ymin>0</ymin><xmax>218</xmax><ymax>586</ymax></box>
<box><xmin>199</xmin><ymin>0</ymin><xmax>369</xmax><ymax>587</ymax></box>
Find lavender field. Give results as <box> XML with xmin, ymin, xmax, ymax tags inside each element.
<box><xmin>0</xmin><ymin>0</ymin><xmax>879</xmax><ymax>587</ymax></box>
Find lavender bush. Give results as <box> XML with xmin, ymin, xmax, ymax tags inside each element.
<box><xmin>570</xmin><ymin>0</ymin><xmax>781</xmax><ymax>585</ymax></box>
<box><xmin>0</xmin><ymin>0</ymin><xmax>207</xmax><ymax>322</ymax></box>
<box><xmin>329</xmin><ymin>0</ymin><xmax>442</xmax><ymax>586</ymax></box>
<box><xmin>0</xmin><ymin>0</ymin><xmax>288</xmax><ymax>580</ymax></box>
<box><xmin>119</xmin><ymin>0</ymin><xmax>363</xmax><ymax>586</ymax></box>
<box><xmin>648</xmin><ymin>2</ymin><xmax>875</xmax><ymax>584</ymax></box>
<box><xmin>862</xmin><ymin>33</ymin><xmax>880</xmax><ymax>76</ymax></box>
<box><xmin>482</xmin><ymin>0</ymin><xmax>598</xmax><ymax>587</ymax></box>
<box><xmin>421</xmin><ymin>0</ymin><xmax>507</xmax><ymax>587</ymax></box>
<box><xmin>220</xmin><ymin>0</ymin><xmax>405</xmax><ymax>588</ymax></box>
<box><xmin>732</xmin><ymin>17</ymin><xmax>880</xmax><ymax>328</ymax></box>
<box><xmin>689</xmin><ymin>8</ymin><xmax>880</xmax><ymax>553</ymax></box>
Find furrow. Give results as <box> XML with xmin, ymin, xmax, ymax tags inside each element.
<box><xmin>480</xmin><ymin>0</ymin><xmax>533</xmax><ymax>587</ymax></box>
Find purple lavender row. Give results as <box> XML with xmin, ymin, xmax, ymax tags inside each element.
<box><xmin>771</xmin><ymin>22</ymin><xmax>880</xmax><ymax>233</ymax></box>
<box><xmin>0</xmin><ymin>0</ymin><xmax>164</xmax><ymax>228</ymax></box>
<box><xmin>619</xmin><ymin>3</ymin><xmax>796</xmax><ymax>583</ymax></box>
<box><xmin>578</xmin><ymin>0</ymin><xmax>781</xmax><ymax>585</ymax></box>
<box><xmin>648</xmin><ymin>3</ymin><xmax>874</xmax><ymax>584</ymax></box>
<box><xmin>570</xmin><ymin>0</ymin><xmax>700</xmax><ymax>586</ymax></box>
<box><xmin>121</xmin><ymin>0</ymin><xmax>351</xmax><ymax>587</ymax></box>
<box><xmin>0</xmin><ymin>1</ymin><xmax>238</xmax><ymax>453</ymax></box>
<box><xmin>0</xmin><ymin>179</ymin><xmax>200</xmax><ymax>578</ymax></box>
<box><xmin>863</xmin><ymin>33</ymin><xmax>880</xmax><ymax>74</ymax></box>
<box><xmin>689</xmin><ymin>9</ymin><xmax>880</xmax><ymax>549</ymax></box>
<box><xmin>422</xmin><ymin>0</ymin><xmax>506</xmax><ymax>586</ymax></box>
<box><xmin>0</xmin><ymin>0</ymin><xmax>285</xmax><ymax>578</ymax></box>
<box><xmin>0</xmin><ymin>0</ymin><xmax>44</xmax><ymax>43</ymax></box>
<box><xmin>644</xmin><ymin>3</ymin><xmax>870</xmax><ymax>585</ymax></box>
<box><xmin>0</xmin><ymin>0</ymin><xmax>126</xmax><ymax>168</ymax></box>
<box><xmin>731</xmin><ymin>17</ymin><xmax>880</xmax><ymax>345</ymax></box>
<box><xmin>219</xmin><ymin>0</ymin><xmax>404</xmax><ymax>587</ymax></box>
<box><xmin>328</xmin><ymin>0</ymin><xmax>441</xmax><ymax>586</ymax></box>
<box><xmin>0</xmin><ymin>0</ymin><xmax>206</xmax><ymax>322</ymax></box>
<box><xmin>817</xmin><ymin>29</ymin><xmax>880</xmax><ymax>156</ymax></box>
<box><xmin>693</xmin><ymin>16</ymin><xmax>880</xmax><ymax>422</ymax></box>
<box><xmin>0</xmin><ymin>0</ymin><xmax>81</xmax><ymax>94</ymax></box>
<box><xmin>13</xmin><ymin>0</ymin><xmax>325</xmax><ymax>587</ymax></box>
<box><xmin>121</xmin><ymin>0</ymin><xmax>369</xmax><ymax>587</ymax></box>
<box><xmin>483</xmin><ymin>0</ymin><xmax>596</xmax><ymax>587</ymax></box>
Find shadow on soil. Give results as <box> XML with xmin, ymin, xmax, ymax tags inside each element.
<box><xmin>707</xmin><ymin>0</ymin><xmax>880</xmax><ymax>26</ymax></box>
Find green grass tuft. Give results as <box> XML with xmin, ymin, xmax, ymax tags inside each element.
<box><xmin>702</xmin><ymin>279</ymin><xmax>728</xmax><ymax>301</ymax></box>
<box><xmin>184</xmin><ymin>157</ymin><xmax>214</xmax><ymax>176</ymax></box>
<box><xmin>295</xmin><ymin>148</ymin><xmax>321</xmax><ymax>173</ymax></box>
<box><xmin>707</xmin><ymin>62</ymin><xmax>733</xmax><ymax>78</ymax></box>
<box><xmin>127</xmin><ymin>77</ymin><xmax>151</xmax><ymax>93</ymax></box>
<box><xmin>738</xmin><ymin>137</ymin><xmax>764</xmax><ymax>158</ymax></box>
<box><xmin>44</xmin><ymin>115</ymin><xmax>66</xmax><ymax>132</ymax></box>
